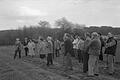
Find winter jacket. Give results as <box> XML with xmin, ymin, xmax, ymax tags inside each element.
<box><xmin>88</xmin><ymin>38</ymin><xmax>101</xmax><ymax>56</ymax></box>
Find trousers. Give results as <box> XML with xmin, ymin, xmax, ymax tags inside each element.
<box><xmin>47</xmin><ymin>53</ymin><xmax>53</xmax><ymax>66</ymax></box>
<box><xmin>108</xmin><ymin>54</ymin><xmax>114</xmax><ymax>73</ymax></box>
<box><xmin>88</xmin><ymin>55</ymin><xmax>99</xmax><ymax>75</ymax></box>
<box><xmin>14</xmin><ymin>49</ymin><xmax>21</xmax><ymax>59</ymax></box>
<box><xmin>83</xmin><ymin>52</ymin><xmax>89</xmax><ymax>72</ymax></box>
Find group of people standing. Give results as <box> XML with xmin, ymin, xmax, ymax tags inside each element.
<box><xmin>14</xmin><ymin>31</ymin><xmax>118</xmax><ymax>77</ymax></box>
<box><xmin>14</xmin><ymin>36</ymin><xmax>55</xmax><ymax>66</ymax></box>
<box><xmin>63</xmin><ymin>32</ymin><xmax>118</xmax><ymax>77</ymax></box>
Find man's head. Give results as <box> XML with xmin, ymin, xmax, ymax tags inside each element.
<box><xmin>108</xmin><ymin>32</ymin><xmax>113</xmax><ymax>38</ymax></box>
<box><xmin>91</xmin><ymin>32</ymin><xmax>99</xmax><ymax>39</ymax></box>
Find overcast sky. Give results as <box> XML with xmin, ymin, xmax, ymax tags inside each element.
<box><xmin>0</xmin><ymin>0</ymin><xmax>120</xmax><ymax>30</ymax></box>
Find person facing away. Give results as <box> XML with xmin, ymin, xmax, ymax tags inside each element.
<box><xmin>104</xmin><ymin>32</ymin><xmax>117</xmax><ymax>75</ymax></box>
<box><xmin>46</xmin><ymin>36</ymin><xmax>53</xmax><ymax>66</ymax></box>
<box><xmin>88</xmin><ymin>32</ymin><xmax>101</xmax><ymax>77</ymax></box>
<box><xmin>28</xmin><ymin>39</ymin><xmax>35</xmax><ymax>57</ymax></box>
<box><xmin>64</xmin><ymin>33</ymin><xmax>73</xmax><ymax>70</ymax></box>
<box><xmin>14</xmin><ymin>38</ymin><xmax>22</xmax><ymax>59</ymax></box>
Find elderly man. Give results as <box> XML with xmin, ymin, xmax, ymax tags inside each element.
<box><xmin>104</xmin><ymin>32</ymin><xmax>117</xmax><ymax>75</ymax></box>
<box><xmin>14</xmin><ymin>38</ymin><xmax>22</xmax><ymax>59</ymax></box>
<box><xmin>88</xmin><ymin>32</ymin><xmax>101</xmax><ymax>76</ymax></box>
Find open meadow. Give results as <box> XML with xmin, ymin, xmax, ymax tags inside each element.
<box><xmin>0</xmin><ymin>46</ymin><xmax>120</xmax><ymax>80</ymax></box>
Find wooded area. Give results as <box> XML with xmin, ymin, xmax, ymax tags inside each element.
<box><xmin>0</xmin><ymin>17</ymin><xmax>120</xmax><ymax>46</ymax></box>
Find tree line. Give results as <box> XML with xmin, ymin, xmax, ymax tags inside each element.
<box><xmin>0</xmin><ymin>17</ymin><xmax>120</xmax><ymax>46</ymax></box>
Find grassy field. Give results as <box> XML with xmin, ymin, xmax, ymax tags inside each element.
<box><xmin>0</xmin><ymin>46</ymin><xmax>120</xmax><ymax>80</ymax></box>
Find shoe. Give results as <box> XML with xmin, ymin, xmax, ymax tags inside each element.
<box><xmin>108</xmin><ymin>73</ymin><xmax>113</xmax><ymax>75</ymax></box>
<box><xmin>83</xmin><ymin>71</ymin><xmax>87</xmax><ymax>73</ymax></box>
<box><xmin>69</xmin><ymin>68</ymin><xmax>73</xmax><ymax>70</ymax></box>
<box><xmin>94</xmin><ymin>74</ymin><xmax>99</xmax><ymax>76</ymax></box>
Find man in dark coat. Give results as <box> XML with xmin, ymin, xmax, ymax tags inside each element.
<box><xmin>104</xmin><ymin>32</ymin><xmax>117</xmax><ymax>75</ymax></box>
<box><xmin>64</xmin><ymin>33</ymin><xmax>73</xmax><ymax>70</ymax></box>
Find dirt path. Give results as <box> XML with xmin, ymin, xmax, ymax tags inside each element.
<box><xmin>0</xmin><ymin>46</ymin><xmax>119</xmax><ymax>80</ymax></box>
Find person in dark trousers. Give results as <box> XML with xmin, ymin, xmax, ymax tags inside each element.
<box><xmin>83</xmin><ymin>32</ymin><xmax>91</xmax><ymax>73</ymax></box>
<box><xmin>23</xmin><ymin>38</ymin><xmax>29</xmax><ymax>56</ymax></box>
<box><xmin>104</xmin><ymin>32</ymin><xmax>117</xmax><ymax>75</ymax></box>
<box><xmin>46</xmin><ymin>36</ymin><xmax>53</xmax><ymax>66</ymax></box>
<box><xmin>64</xmin><ymin>33</ymin><xmax>73</xmax><ymax>70</ymax></box>
<box><xmin>14</xmin><ymin>38</ymin><xmax>22</xmax><ymax>59</ymax></box>
<box><xmin>99</xmin><ymin>33</ymin><xmax>105</xmax><ymax>61</ymax></box>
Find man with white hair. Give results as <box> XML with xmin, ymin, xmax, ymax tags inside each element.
<box><xmin>104</xmin><ymin>32</ymin><xmax>117</xmax><ymax>75</ymax></box>
<box><xmin>14</xmin><ymin>38</ymin><xmax>22</xmax><ymax>59</ymax></box>
<box><xmin>88</xmin><ymin>32</ymin><xmax>101</xmax><ymax>76</ymax></box>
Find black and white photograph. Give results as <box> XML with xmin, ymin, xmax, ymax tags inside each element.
<box><xmin>0</xmin><ymin>0</ymin><xmax>120</xmax><ymax>80</ymax></box>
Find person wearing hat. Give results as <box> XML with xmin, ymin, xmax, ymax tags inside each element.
<box><xmin>14</xmin><ymin>38</ymin><xmax>22</xmax><ymax>59</ymax></box>
<box><xmin>104</xmin><ymin>32</ymin><xmax>117</xmax><ymax>75</ymax></box>
<box><xmin>87</xmin><ymin>32</ymin><xmax>101</xmax><ymax>76</ymax></box>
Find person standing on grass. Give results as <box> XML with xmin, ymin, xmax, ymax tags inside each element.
<box><xmin>83</xmin><ymin>32</ymin><xmax>91</xmax><ymax>73</ymax></box>
<box><xmin>23</xmin><ymin>37</ymin><xmax>29</xmax><ymax>56</ymax></box>
<box><xmin>64</xmin><ymin>33</ymin><xmax>73</xmax><ymax>71</ymax></box>
<box><xmin>88</xmin><ymin>32</ymin><xmax>101</xmax><ymax>77</ymax></box>
<box><xmin>39</xmin><ymin>38</ymin><xmax>46</xmax><ymax>59</ymax></box>
<box><xmin>14</xmin><ymin>38</ymin><xmax>22</xmax><ymax>59</ymax></box>
<box><xmin>54</xmin><ymin>39</ymin><xmax>61</xmax><ymax>57</ymax></box>
<box><xmin>46</xmin><ymin>36</ymin><xmax>53</xmax><ymax>66</ymax></box>
<box><xmin>37</xmin><ymin>36</ymin><xmax>43</xmax><ymax>58</ymax></box>
<box><xmin>104</xmin><ymin>32</ymin><xmax>117</xmax><ymax>75</ymax></box>
<box><xmin>72</xmin><ymin>35</ymin><xmax>79</xmax><ymax>58</ymax></box>
<box><xmin>98</xmin><ymin>33</ymin><xmax>105</xmax><ymax>61</ymax></box>
<box><xmin>78</xmin><ymin>36</ymin><xmax>84</xmax><ymax>63</ymax></box>
<box><xmin>28</xmin><ymin>39</ymin><xmax>35</xmax><ymax>57</ymax></box>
